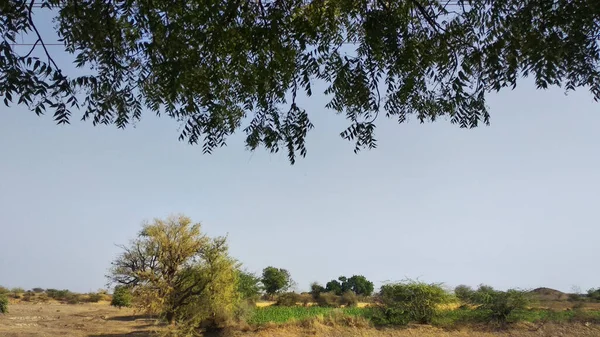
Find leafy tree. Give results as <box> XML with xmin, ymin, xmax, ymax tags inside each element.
<box><xmin>346</xmin><ymin>275</ymin><xmax>374</xmax><ymax>296</ymax></box>
<box><xmin>325</xmin><ymin>279</ymin><xmax>343</xmax><ymax>295</ymax></box>
<box><xmin>0</xmin><ymin>293</ymin><xmax>8</xmax><ymax>314</ymax></box>
<box><xmin>236</xmin><ymin>270</ymin><xmax>262</xmax><ymax>303</ymax></box>
<box><xmin>454</xmin><ymin>284</ymin><xmax>475</xmax><ymax>304</ymax></box>
<box><xmin>326</xmin><ymin>275</ymin><xmax>374</xmax><ymax>296</ymax></box>
<box><xmin>31</xmin><ymin>288</ymin><xmax>44</xmax><ymax>293</ymax></box>
<box><xmin>3</xmin><ymin>1</ymin><xmax>600</xmax><ymax>163</ymax></box>
<box><xmin>111</xmin><ymin>285</ymin><xmax>132</xmax><ymax>308</ymax></box>
<box><xmin>374</xmin><ymin>280</ymin><xmax>452</xmax><ymax>325</ymax></box>
<box><xmin>309</xmin><ymin>282</ymin><xmax>325</xmax><ymax>300</ymax></box>
<box><xmin>109</xmin><ymin>214</ymin><xmax>240</xmax><ymax>328</ymax></box>
<box><xmin>261</xmin><ymin>267</ymin><xmax>293</xmax><ymax>297</ymax></box>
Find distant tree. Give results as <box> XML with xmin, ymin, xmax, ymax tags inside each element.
<box><xmin>261</xmin><ymin>267</ymin><xmax>293</xmax><ymax>297</ymax></box>
<box><xmin>588</xmin><ymin>288</ymin><xmax>600</xmax><ymax>301</ymax></box>
<box><xmin>346</xmin><ymin>275</ymin><xmax>375</xmax><ymax>296</ymax></box>
<box><xmin>325</xmin><ymin>279</ymin><xmax>343</xmax><ymax>296</ymax></box>
<box><xmin>326</xmin><ymin>275</ymin><xmax>374</xmax><ymax>296</ymax></box>
<box><xmin>109</xmin><ymin>214</ymin><xmax>239</xmax><ymax>329</ymax></box>
<box><xmin>310</xmin><ymin>282</ymin><xmax>326</xmax><ymax>300</ymax></box>
<box><xmin>237</xmin><ymin>270</ymin><xmax>262</xmax><ymax>303</ymax></box>
<box><xmin>31</xmin><ymin>288</ymin><xmax>44</xmax><ymax>293</ymax></box>
<box><xmin>111</xmin><ymin>286</ymin><xmax>132</xmax><ymax>308</ymax></box>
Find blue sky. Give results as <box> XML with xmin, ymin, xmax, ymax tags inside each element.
<box><xmin>1</xmin><ymin>9</ymin><xmax>600</xmax><ymax>294</ymax></box>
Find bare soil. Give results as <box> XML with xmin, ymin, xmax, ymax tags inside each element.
<box><xmin>0</xmin><ymin>302</ymin><xmax>158</xmax><ymax>337</ymax></box>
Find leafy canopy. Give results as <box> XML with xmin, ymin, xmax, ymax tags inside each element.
<box><xmin>261</xmin><ymin>266</ymin><xmax>293</xmax><ymax>296</ymax></box>
<box><xmin>2</xmin><ymin>1</ymin><xmax>600</xmax><ymax>163</ymax></box>
<box><xmin>108</xmin><ymin>214</ymin><xmax>240</xmax><ymax>328</ymax></box>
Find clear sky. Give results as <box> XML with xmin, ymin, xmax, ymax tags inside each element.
<box><xmin>1</xmin><ymin>10</ymin><xmax>600</xmax><ymax>294</ymax></box>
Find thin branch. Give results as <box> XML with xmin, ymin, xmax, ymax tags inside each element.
<box><xmin>23</xmin><ymin>38</ymin><xmax>40</xmax><ymax>58</ymax></box>
<box><xmin>27</xmin><ymin>0</ymin><xmax>60</xmax><ymax>70</ymax></box>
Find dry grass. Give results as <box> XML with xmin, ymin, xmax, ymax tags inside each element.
<box><xmin>231</xmin><ymin>322</ymin><xmax>600</xmax><ymax>337</ymax></box>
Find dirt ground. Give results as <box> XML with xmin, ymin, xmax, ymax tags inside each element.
<box><xmin>0</xmin><ymin>302</ymin><xmax>159</xmax><ymax>337</ymax></box>
<box><xmin>2</xmin><ymin>302</ymin><xmax>600</xmax><ymax>337</ymax></box>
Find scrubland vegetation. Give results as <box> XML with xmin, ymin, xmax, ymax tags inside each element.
<box><xmin>3</xmin><ymin>214</ymin><xmax>600</xmax><ymax>337</ymax></box>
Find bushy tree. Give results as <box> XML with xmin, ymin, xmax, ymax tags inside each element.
<box><xmin>261</xmin><ymin>267</ymin><xmax>293</xmax><ymax>297</ymax></box>
<box><xmin>111</xmin><ymin>286</ymin><xmax>132</xmax><ymax>308</ymax></box>
<box><xmin>0</xmin><ymin>293</ymin><xmax>8</xmax><ymax>314</ymax></box>
<box><xmin>237</xmin><ymin>270</ymin><xmax>262</xmax><ymax>303</ymax></box>
<box><xmin>325</xmin><ymin>279</ymin><xmax>343</xmax><ymax>296</ymax></box>
<box><xmin>469</xmin><ymin>285</ymin><xmax>530</xmax><ymax>326</ymax></box>
<box><xmin>326</xmin><ymin>275</ymin><xmax>374</xmax><ymax>296</ymax></box>
<box><xmin>588</xmin><ymin>288</ymin><xmax>600</xmax><ymax>301</ymax></box>
<box><xmin>346</xmin><ymin>275</ymin><xmax>375</xmax><ymax>296</ymax></box>
<box><xmin>4</xmin><ymin>1</ymin><xmax>600</xmax><ymax>163</ymax></box>
<box><xmin>454</xmin><ymin>284</ymin><xmax>475</xmax><ymax>304</ymax></box>
<box><xmin>374</xmin><ymin>280</ymin><xmax>452</xmax><ymax>325</ymax></box>
<box><xmin>310</xmin><ymin>282</ymin><xmax>325</xmax><ymax>300</ymax></box>
<box><xmin>32</xmin><ymin>288</ymin><xmax>44</xmax><ymax>293</ymax></box>
<box><xmin>109</xmin><ymin>214</ymin><xmax>240</xmax><ymax>329</ymax></box>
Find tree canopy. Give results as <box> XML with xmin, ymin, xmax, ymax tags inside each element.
<box><xmin>108</xmin><ymin>214</ymin><xmax>240</xmax><ymax>328</ymax></box>
<box><xmin>2</xmin><ymin>1</ymin><xmax>600</xmax><ymax>163</ymax></box>
<box><xmin>261</xmin><ymin>266</ymin><xmax>293</xmax><ymax>296</ymax></box>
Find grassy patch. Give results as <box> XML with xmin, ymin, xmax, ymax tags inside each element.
<box><xmin>249</xmin><ymin>306</ymin><xmax>600</xmax><ymax>328</ymax></box>
<box><xmin>248</xmin><ymin>306</ymin><xmax>371</xmax><ymax>325</ymax></box>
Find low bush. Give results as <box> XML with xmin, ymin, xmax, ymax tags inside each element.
<box><xmin>111</xmin><ymin>286</ymin><xmax>132</xmax><ymax>308</ymax></box>
<box><xmin>339</xmin><ymin>290</ymin><xmax>358</xmax><ymax>307</ymax></box>
<box><xmin>275</xmin><ymin>292</ymin><xmax>301</xmax><ymax>306</ymax></box>
<box><xmin>36</xmin><ymin>293</ymin><xmax>50</xmax><ymax>303</ymax></box>
<box><xmin>0</xmin><ymin>293</ymin><xmax>8</xmax><ymax>314</ymax></box>
<box><xmin>87</xmin><ymin>293</ymin><xmax>103</xmax><ymax>303</ymax></box>
<box><xmin>32</xmin><ymin>288</ymin><xmax>44</xmax><ymax>293</ymax></box>
<box><xmin>315</xmin><ymin>292</ymin><xmax>340</xmax><ymax>308</ymax></box>
<box><xmin>373</xmin><ymin>280</ymin><xmax>452</xmax><ymax>325</ymax></box>
<box><xmin>0</xmin><ymin>286</ymin><xmax>7</xmax><ymax>295</ymax></box>
<box><xmin>46</xmin><ymin>289</ymin><xmax>72</xmax><ymax>301</ymax></box>
<box><xmin>22</xmin><ymin>291</ymin><xmax>35</xmax><ymax>302</ymax></box>
<box><xmin>588</xmin><ymin>288</ymin><xmax>600</xmax><ymax>301</ymax></box>
<box><xmin>455</xmin><ymin>285</ymin><xmax>475</xmax><ymax>303</ymax></box>
<box><xmin>65</xmin><ymin>293</ymin><xmax>82</xmax><ymax>304</ymax></box>
<box><xmin>470</xmin><ymin>285</ymin><xmax>530</xmax><ymax>326</ymax></box>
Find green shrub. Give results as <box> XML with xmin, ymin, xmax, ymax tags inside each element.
<box><xmin>0</xmin><ymin>294</ymin><xmax>8</xmax><ymax>314</ymax></box>
<box><xmin>87</xmin><ymin>292</ymin><xmax>103</xmax><ymax>303</ymax></box>
<box><xmin>316</xmin><ymin>292</ymin><xmax>340</xmax><ymax>308</ymax></box>
<box><xmin>339</xmin><ymin>290</ymin><xmax>358</xmax><ymax>307</ymax></box>
<box><xmin>454</xmin><ymin>285</ymin><xmax>475</xmax><ymax>303</ymax></box>
<box><xmin>588</xmin><ymin>288</ymin><xmax>600</xmax><ymax>301</ymax></box>
<box><xmin>374</xmin><ymin>280</ymin><xmax>452</xmax><ymax>325</ymax></box>
<box><xmin>32</xmin><ymin>288</ymin><xmax>44</xmax><ymax>293</ymax></box>
<box><xmin>470</xmin><ymin>285</ymin><xmax>529</xmax><ymax>326</ymax></box>
<box><xmin>0</xmin><ymin>286</ymin><xmax>8</xmax><ymax>295</ymax></box>
<box><xmin>111</xmin><ymin>286</ymin><xmax>132</xmax><ymax>308</ymax></box>
<box><xmin>65</xmin><ymin>293</ymin><xmax>82</xmax><ymax>304</ymax></box>
<box><xmin>275</xmin><ymin>292</ymin><xmax>301</xmax><ymax>306</ymax></box>
<box><xmin>46</xmin><ymin>289</ymin><xmax>72</xmax><ymax>301</ymax></box>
